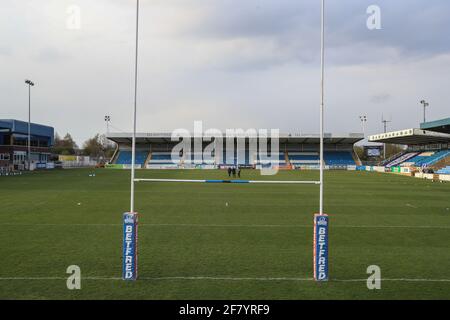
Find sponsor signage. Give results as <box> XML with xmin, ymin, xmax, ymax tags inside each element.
<box><xmin>313</xmin><ymin>214</ymin><xmax>329</xmax><ymax>281</ymax></box>
<box><xmin>122</xmin><ymin>212</ymin><xmax>138</xmax><ymax>280</ymax></box>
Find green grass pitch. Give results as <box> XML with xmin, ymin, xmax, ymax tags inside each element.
<box><xmin>0</xmin><ymin>168</ymin><xmax>449</xmax><ymax>299</ymax></box>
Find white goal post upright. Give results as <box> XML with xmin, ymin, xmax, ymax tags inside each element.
<box><xmin>122</xmin><ymin>0</ymin><xmax>140</xmax><ymax>281</ymax></box>
<box><xmin>313</xmin><ymin>0</ymin><xmax>329</xmax><ymax>282</ymax></box>
<box><xmin>319</xmin><ymin>0</ymin><xmax>325</xmax><ymax>216</ymax></box>
<box><xmin>130</xmin><ymin>0</ymin><xmax>139</xmax><ymax>214</ymax></box>
<box><xmin>123</xmin><ymin>0</ymin><xmax>329</xmax><ymax>282</ymax></box>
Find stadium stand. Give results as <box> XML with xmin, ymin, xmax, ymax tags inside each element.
<box><xmin>324</xmin><ymin>151</ymin><xmax>355</xmax><ymax>166</ymax></box>
<box><xmin>256</xmin><ymin>153</ymin><xmax>286</xmax><ymax>165</ymax></box>
<box><xmin>148</xmin><ymin>152</ymin><xmax>175</xmax><ymax>164</ymax></box>
<box><xmin>437</xmin><ymin>166</ymin><xmax>450</xmax><ymax>174</ymax></box>
<box><xmin>288</xmin><ymin>152</ymin><xmax>319</xmax><ymax>165</ymax></box>
<box><xmin>404</xmin><ymin>150</ymin><xmax>450</xmax><ymax>167</ymax></box>
<box><xmin>380</xmin><ymin>151</ymin><xmax>407</xmax><ymax>166</ymax></box>
<box><xmin>116</xmin><ymin>151</ymin><xmax>148</xmax><ymax>165</ymax></box>
<box><xmin>184</xmin><ymin>152</ymin><xmax>215</xmax><ymax>165</ymax></box>
<box><xmin>385</xmin><ymin>152</ymin><xmax>419</xmax><ymax>168</ymax></box>
<box><xmin>369</xmin><ymin>117</ymin><xmax>450</xmax><ymax>174</ymax></box>
<box><xmin>106</xmin><ymin>132</ymin><xmax>364</xmax><ymax>169</ymax></box>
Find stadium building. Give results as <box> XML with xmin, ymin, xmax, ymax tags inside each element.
<box><xmin>369</xmin><ymin>117</ymin><xmax>450</xmax><ymax>174</ymax></box>
<box><xmin>106</xmin><ymin>132</ymin><xmax>364</xmax><ymax>169</ymax></box>
<box><xmin>0</xmin><ymin>119</ymin><xmax>54</xmax><ymax>171</ymax></box>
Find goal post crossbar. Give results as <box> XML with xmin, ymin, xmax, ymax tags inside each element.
<box><xmin>124</xmin><ymin>0</ymin><xmax>329</xmax><ymax>282</ymax></box>
<box><xmin>134</xmin><ymin>178</ymin><xmax>320</xmax><ymax>185</ymax></box>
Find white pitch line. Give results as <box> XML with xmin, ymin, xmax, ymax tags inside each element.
<box><xmin>0</xmin><ymin>276</ymin><xmax>449</xmax><ymax>283</ymax></box>
<box><xmin>1</xmin><ymin>223</ymin><xmax>449</xmax><ymax>229</ymax></box>
<box><xmin>332</xmin><ymin>278</ymin><xmax>450</xmax><ymax>283</ymax></box>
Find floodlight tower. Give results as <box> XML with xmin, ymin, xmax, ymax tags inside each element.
<box><xmin>381</xmin><ymin>115</ymin><xmax>391</xmax><ymax>159</ymax></box>
<box><xmin>104</xmin><ymin>115</ymin><xmax>111</xmax><ymax>134</ymax></box>
<box><xmin>359</xmin><ymin>115</ymin><xmax>367</xmax><ymax>137</ymax></box>
<box><xmin>420</xmin><ymin>100</ymin><xmax>429</xmax><ymax>123</ymax></box>
<box><xmin>25</xmin><ymin>79</ymin><xmax>35</xmax><ymax>171</ymax></box>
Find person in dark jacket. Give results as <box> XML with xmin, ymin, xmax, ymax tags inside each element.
<box><xmin>227</xmin><ymin>167</ymin><xmax>232</xmax><ymax>177</ymax></box>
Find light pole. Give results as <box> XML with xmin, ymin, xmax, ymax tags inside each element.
<box><xmin>381</xmin><ymin>115</ymin><xmax>391</xmax><ymax>159</ymax></box>
<box><xmin>420</xmin><ymin>100</ymin><xmax>429</xmax><ymax>123</ymax></box>
<box><xmin>25</xmin><ymin>79</ymin><xmax>35</xmax><ymax>171</ymax></box>
<box><xmin>359</xmin><ymin>115</ymin><xmax>367</xmax><ymax>137</ymax></box>
<box><xmin>104</xmin><ymin>115</ymin><xmax>111</xmax><ymax>134</ymax></box>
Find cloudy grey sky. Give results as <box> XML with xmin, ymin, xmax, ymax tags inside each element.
<box><xmin>1</xmin><ymin>0</ymin><xmax>449</xmax><ymax>145</ymax></box>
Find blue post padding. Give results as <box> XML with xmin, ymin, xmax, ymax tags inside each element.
<box><xmin>313</xmin><ymin>214</ymin><xmax>329</xmax><ymax>281</ymax></box>
<box><xmin>231</xmin><ymin>180</ymin><xmax>250</xmax><ymax>183</ymax></box>
<box><xmin>205</xmin><ymin>180</ymin><xmax>250</xmax><ymax>183</ymax></box>
<box><xmin>123</xmin><ymin>212</ymin><xmax>138</xmax><ymax>281</ymax></box>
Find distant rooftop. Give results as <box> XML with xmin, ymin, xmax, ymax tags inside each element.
<box><xmin>107</xmin><ymin>132</ymin><xmax>364</xmax><ymax>145</ymax></box>
<box><xmin>420</xmin><ymin>117</ymin><xmax>450</xmax><ymax>134</ymax></box>
<box><xmin>368</xmin><ymin>128</ymin><xmax>450</xmax><ymax>145</ymax></box>
<box><xmin>0</xmin><ymin>119</ymin><xmax>54</xmax><ymax>141</ymax></box>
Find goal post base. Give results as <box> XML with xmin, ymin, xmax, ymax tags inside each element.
<box><xmin>122</xmin><ymin>212</ymin><xmax>138</xmax><ymax>281</ymax></box>
<box><xmin>313</xmin><ymin>213</ymin><xmax>329</xmax><ymax>281</ymax></box>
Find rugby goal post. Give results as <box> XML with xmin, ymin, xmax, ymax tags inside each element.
<box><xmin>122</xmin><ymin>0</ymin><xmax>329</xmax><ymax>282</ymax></box>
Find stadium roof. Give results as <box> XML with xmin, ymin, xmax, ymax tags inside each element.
<box><xmin>368</xmin><ymin>128</ymin><xmax>450</xmax><ymax>145</ymax></box>
<box><xmin>107</xmin><ymin>132</ymin><xmax>364</xmax><ymax>145</ymax></box>
<box><xmin>420</xmin><ymin>117</ymin><xmax>450</xmax><ymax>134</ymax></box>
<box><xmin>0</xmin><ymin>119</ymin><xmax>54</xmax><ymax>139</ymax></box>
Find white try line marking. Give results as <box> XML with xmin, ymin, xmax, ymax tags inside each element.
<box><xmin>0</xmin><ymin>276</ymin><xmax>449</xmax><ymax>283</ymax></box>
<box><xmin>1</xmin><ymin>223</ymin><xmax>450</xmax><ymax>229</ymax></box>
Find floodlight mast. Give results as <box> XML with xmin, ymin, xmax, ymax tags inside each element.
<box><xmin>104</xmin><ymin>115</ymin><xmax>111</xmax><ymax>134</ymax></box>
<box><xmin>25</xmin><ymin>79</ymin><xmax>35</xmax><ymax>171</ymax></box>
<box><xmin>130</xmin><ymin>0</ymin><xmax>139</xmax><ymax>213</ymax></box>
<box><xmin>319</xmin><ymin>0</ymin><xmax>325</xmax><ymax>215</ymax></box>
<box><xmin>420</xmin><ymin>100</ymin><xmax>429</xmax><ymax>123</ymax></box>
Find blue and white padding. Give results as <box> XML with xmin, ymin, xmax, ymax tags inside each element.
<box><xmin>123</xmin><ymin>212</ymin><xmax>138</xmax><ymax>281</ymax></box>
<box><xmin>313</xmin><ymin>213</ymin><xmax>329</xmax><ymax>281</ymax></box>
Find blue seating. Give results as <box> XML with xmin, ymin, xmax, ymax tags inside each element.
<box><xmin>149</xmin><ymin>153</ymin><xmax>175</xmax><ymax>164</ymax></box>
<box><xmin>288</xmin><ymin>153</ymin><xmax>319</xmax><ymax>166</ymax></box>
<box><xmin>386</xmin><ymin>152</ymin><xmax>418</xmax><ymax>168</ymax></box>
<box><xmin>437</xmin><ymin>166</ymin><xmax>450</xmax><ymax>174</ymax></box>
<box><xmin>289</xmin><ymin>154</ymin><xmax>319</xmax><ymax>161</ymax></box>
<box><xmin>257</xmin><ymin>153</ymin><xmax>285</xmax><ymax>164</ymax></box>
<box><xmin>152</xmin><ymin>154</ymin><xmax>171</xmax><ymax>160</ymax></box>
<box><xmin>406</xmin><ymin>150</ymin><xmax>450</xmax><ymax>167</ymax></box>
<box><xmin>287</xmin><ymin>152</ymin><xmax>355</xmax><ymax>166</ymax></box>
<box><xmin>116</xmin><ymin>151</ymin><xmax>148</xmax><ymax>165</ymax></box>
<box><xmin>324</xmin><ymin>151</ymin><xmax>355</xmax><ymax>166</ymax></box>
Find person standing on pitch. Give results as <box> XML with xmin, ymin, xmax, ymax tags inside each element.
<box><xmin>232</xmin><ymin>166</ymin><xmax>236</xmax><ymax>177</ymax></box>
<box><xmin>237</xmin><ymin>166</ymin><xmax>241</xmax><ymax>178</ymax></box>
<box><xmin>227</xmin><ymin>167</ymin><xmax>232</xmax><ymax>177</ymax></box>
